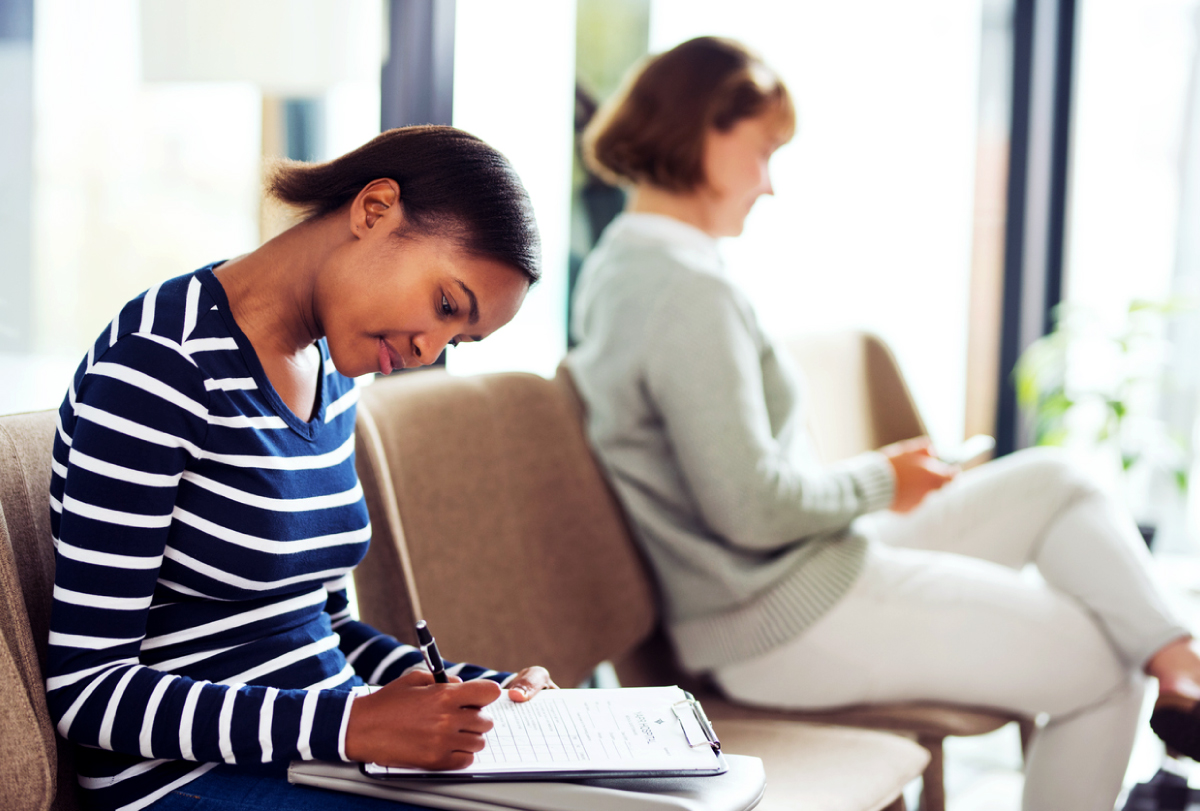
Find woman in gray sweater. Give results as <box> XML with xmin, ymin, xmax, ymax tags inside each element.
<box><xmin>568</xmin><ymin>36</ymin><xmax>1200</xmax><ymax>811</ymax></box>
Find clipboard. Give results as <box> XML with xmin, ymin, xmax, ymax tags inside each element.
<box><xmin>361</xmin><ymin>686</ymin><xmax>726</xmax><ymax>782</ymax></box>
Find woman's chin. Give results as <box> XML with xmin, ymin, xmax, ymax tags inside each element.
<box><xmin>716</xmin><ymin>220</ymin><xmax>747</xmax><ymax>239</ymax></box>
<box><xmin>324</xmin><ymin>345</ymin><xmax>368</xmax><ymax>379</ymax></box>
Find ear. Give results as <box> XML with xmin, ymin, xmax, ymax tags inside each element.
<box><xmin>350</xmin><ymin>179</ymin><xmax>401</xmax><ymax>238</ymax></box>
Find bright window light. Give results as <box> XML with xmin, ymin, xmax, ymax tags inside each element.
<box><xmin>649</xmin><ymin>0</ymin><xmax>983</xmax><ymax>447</ymax></box>
<box><xmin>447</xmin><ymin>0</ymin><xmax>577</xmax><ymax>379</ymax></box>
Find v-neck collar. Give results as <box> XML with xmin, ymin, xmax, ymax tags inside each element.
<box><xmin>197</xmin><ymin>265</ymin><xmax>327</xmax><ymax>441</ymax></box>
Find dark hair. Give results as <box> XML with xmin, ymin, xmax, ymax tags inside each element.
<box><xmin>268</xmin><ymin>126</ymin><xmax>541</xmax><ymax>284</ymax></box>
<box><xmin>584</xmin><ymin>37</ymin><xmax>795</xmax><ymax>192</ymax></box>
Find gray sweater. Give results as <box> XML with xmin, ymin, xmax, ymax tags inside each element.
<box><xmin>568</xmin><ymin>213</ymin><xmax>895</xmax><ymax>672</ymax></box>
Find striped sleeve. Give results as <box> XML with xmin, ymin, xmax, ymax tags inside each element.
<box><xmin>324</xmin><ymin>578</ymin><xmax>510</xmax><ymax>686</ymax></box>
<box><xmin>46</xmin><ymin>334</ymin><xmax>351</xmax><ymax>767</ymax></box>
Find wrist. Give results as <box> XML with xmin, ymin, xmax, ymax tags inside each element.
<box><xmin>343</xmin><ymin>690</ymin><xmax>380</xmax><ymax>763</ymax></box>
<box><xmin>341</xmin><ymin>686</ymin><xmax>380</xmax><ymax>762</ymax></box>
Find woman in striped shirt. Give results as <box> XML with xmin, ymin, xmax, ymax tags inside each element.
<box><xmin>46</xmin><ymin>126</ymin><xmax>555</xmax><ymax>811</ymax></box>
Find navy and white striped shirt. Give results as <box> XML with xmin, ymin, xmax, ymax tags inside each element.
<box><xmin>47</xmin><ymin>265</ymin><xmax>507</xmax><ymax>811</ymax></box>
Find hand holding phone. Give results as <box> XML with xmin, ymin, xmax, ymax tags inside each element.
<box><xmin>881</xmin><ymin>437</ymin><xmax>956</xmax><ymax>513</ymax></box>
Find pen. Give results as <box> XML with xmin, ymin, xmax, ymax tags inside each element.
<box><xmin>415</xmin><ymin>620</ymin><xmax>448</xmax><ymax>683</ymax></box>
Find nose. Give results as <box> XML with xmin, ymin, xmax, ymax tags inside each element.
<box><xmin>761</xmin><ymin>165</ymin><xmax>775</xmax><ymax>197</ymax></box>
<box><xmin>412</xmin><ymin>331</ymin><xmax>455</xmax><ymax>367</ymax></box>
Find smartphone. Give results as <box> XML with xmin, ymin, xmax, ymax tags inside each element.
<box><xmin>938</xmin><ymin>435</ymin><xmax>995</xmax><ymax>467</ymax></box>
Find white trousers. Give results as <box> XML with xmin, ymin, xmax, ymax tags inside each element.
<box><xmin>713</xmin><ymin>448</ymin><xmax>1188</xmax><ymax>811</ymax></box>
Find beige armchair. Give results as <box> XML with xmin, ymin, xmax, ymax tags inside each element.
<box><xmin>0</xmin><ymin>410</ymin><xmax>81</xmax><ymax>811</ymax></box>
<box><xmin>352</xmin><ymin>366</ymin><xmax>929</xmax><ymax>811</ymax></box>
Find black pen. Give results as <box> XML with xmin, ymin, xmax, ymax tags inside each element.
<box><xmin>415</xmin><ymin>620</ymin><xmax>448</xmax><ymax>683</ymax></box>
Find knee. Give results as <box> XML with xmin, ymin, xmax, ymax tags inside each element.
<box><xmin>1013</xmin><ymin>446</ymin><xmax>1103</xmax><ymax>503</ymax></box>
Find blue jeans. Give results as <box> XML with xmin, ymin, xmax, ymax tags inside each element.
<box><xmin>147</xmin><ymin>764</ymin><xmax>430</xmax><ymax>811</ymax></box>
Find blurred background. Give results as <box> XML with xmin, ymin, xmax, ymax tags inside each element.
<box><xmin>1</xmin><ymin>2</ymin><xmax>1199</xmax><ymax>802</ymax></box>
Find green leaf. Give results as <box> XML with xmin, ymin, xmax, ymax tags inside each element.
<box><xmin>1015</xmin><ymin>371</ymin><xmax>1038</xmax><ymax>408</ymax></box>
<box><xmin>1036</xmin><ymin>426</ymin><xmax>1069</xmax><ymax>447</ymax></box>
<box><xmin>1041</xmin><ymin>390</ymin><xmax>1073</xmax><ymax>418</ymax></box>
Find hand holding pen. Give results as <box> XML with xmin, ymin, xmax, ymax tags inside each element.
<box><xmin>344</xmin><ymin>621</ymin><xmax>557</xmax><ymax>769</ymax></box>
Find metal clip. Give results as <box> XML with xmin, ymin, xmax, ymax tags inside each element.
<box><xmin>672</xmin><ymin>698</ymin><xmax>721</xmax><ymax>752</ymax></box>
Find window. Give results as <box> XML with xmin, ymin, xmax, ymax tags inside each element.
<box><xmin>7</xmin><ymin>0</ymin><xmax>383</xmax><ymax>414</ymax></box>
<box><xmin>445</xmin><ymin>0</ymin><xmax>576</xmax><ymax>378</ymax></box>
<box><xmin>649</xmin><ymin>0</ymin><xmax>989</xmax><ymax>447</ymax></box>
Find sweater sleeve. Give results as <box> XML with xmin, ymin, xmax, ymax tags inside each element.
<box><xmin>642</xmin><ymin>274</ymin><xmax>894</xmax><ymax>552</ymax></box>
<box><xmin>46</xmin><ymin>334</ymin><xmax>349</xmax><ymax>766</ymax></box>
<box><xmin>324</xmin><ymin>580</ymin><xmax>512</xmax><ymax>686</ymax></box>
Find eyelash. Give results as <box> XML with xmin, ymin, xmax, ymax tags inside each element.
<box><xmin>441</xmin><ymin>293</ymin><xmax>460</xmax><ymax>347</ymax></box>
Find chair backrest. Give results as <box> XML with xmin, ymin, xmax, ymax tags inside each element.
<box><xmin>785</xmin><ymin>331</ymin><xmax>926</xmax><ymax>463</ymax></box>
<box><xmin>353</xmin><ymin>369</ymin><xmax>658</xmax><ymax>690</ymax></box>
<box><xmin>0</xmin><ymin>409</ymin><xmax>80</xmax><ymax>811</ymax></box>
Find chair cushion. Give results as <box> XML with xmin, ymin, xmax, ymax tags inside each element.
<box><xmin>713</xmin><ymin>720</ymin><xmax>929</xmax><ymax>811</ymax></box>
<box><xmin>742</xmin><ymin>702</ymin><xmax>1014</xmax><ymax>738</ymax></box>
<box><xmin>696</xmin><ymin>689</ymin><xmax>1013</xmax><ymax>738</ymax></box>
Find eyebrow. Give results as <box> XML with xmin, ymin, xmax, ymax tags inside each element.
<box><xmin>455</xmin><ymin>279</ymin><xmax>480</xmax><ymax>326</ymax></box>
<box><xmin>453</xmin><ymin>279</ymin><xmax>483</xmax><ymax>342</ymax></box>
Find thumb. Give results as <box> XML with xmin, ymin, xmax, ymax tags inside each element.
<box><xmin>921</xmin><ymin>456</ymin><xmax>958</xmax><ymax>481</ymax></box>
<box><xmin>456</xmin><ymin>678</ymin><xmax>503</xmax><ymax>707</ymax></box>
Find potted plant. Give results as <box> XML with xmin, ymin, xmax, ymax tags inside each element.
<box><xmin>1014</xmin><ymin>298</ymin><xmax>1194</xmax><ymax>546</ymax></box>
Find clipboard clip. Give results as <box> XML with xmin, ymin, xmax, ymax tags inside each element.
<box><xmin>672</xmin><ymin>696</ymin><xmax>721</xmax><ymax>752</ymax></box>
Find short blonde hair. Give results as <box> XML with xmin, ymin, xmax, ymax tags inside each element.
<box><xmin>583</xmin><ymin>37</ymin><xmax>795</xmax><ymax>192</ymax></box>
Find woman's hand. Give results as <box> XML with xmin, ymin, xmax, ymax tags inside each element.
<box><xmin>344</xmin><ymin>670</ymin><xmax>501</xmax><ymax>769</ymax></box>
<box><xmin>505</xmin><ymin>666</ymin><xmax>558</xmax><ymax>702</ymax></box>
<box><xmin>882</xmin><ymin>437</ymin><xmax>957</xmax><ymax>513</ymax></box>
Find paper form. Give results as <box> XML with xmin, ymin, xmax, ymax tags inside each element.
<box><xmin>364</xmin><ymin>686</ymin><xmax>720</xmax><ymax>777</ymax></box>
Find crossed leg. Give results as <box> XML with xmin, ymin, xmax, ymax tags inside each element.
<box><xmin>714</xmin><ymin>448</ymin><xmax>1186</xmax><ymax>811</ymax></box>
